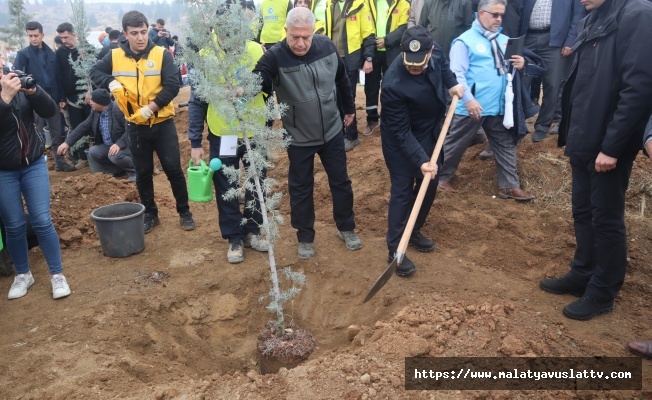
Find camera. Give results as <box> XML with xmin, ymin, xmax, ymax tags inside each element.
<box><xmin>12</xmin><ymin>70</ymin><xmax>36</xmax><ymax>89</ymax></box>
<box><xmin>161</xmin><ymin>29</ymin><xmax>169</xmax><ymax>36</ymax></box>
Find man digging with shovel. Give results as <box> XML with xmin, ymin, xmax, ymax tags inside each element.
<box><xmin>380</xmin><ymin>26</ymin><xmax>462</xmax><ymax>277</ymax></box>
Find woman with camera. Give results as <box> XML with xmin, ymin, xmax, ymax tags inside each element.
<box><xmin>0</xmin><ymin>69</ymin><xmax>71</xmax><ymax>300</ymax></box>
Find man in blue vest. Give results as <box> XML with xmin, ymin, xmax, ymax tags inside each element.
<box><xmin>438</xmin><ymin>0</ymin><xmax>535</xmax><ymax>201</ymax></box>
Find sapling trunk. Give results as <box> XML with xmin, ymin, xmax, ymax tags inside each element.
<box><xmin>241</xmin><ymin>134</ymin><xmax>285</xmax><ymax>332</ymax></box>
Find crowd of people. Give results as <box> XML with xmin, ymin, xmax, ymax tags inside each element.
<box><xmin>0</xmin><ymin>0</ymin><xmax>651</xmax><ymax>360</ymax></box>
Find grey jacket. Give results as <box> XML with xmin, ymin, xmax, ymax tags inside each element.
<box><xmin>254</xmin><ymin>35</ymin><xmax>354</xmax><ymax>147</ymax></box>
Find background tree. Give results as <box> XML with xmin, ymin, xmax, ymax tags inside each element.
<box><xmin>0</xmin><ymin>0</ymin><xmax>33</xmax><ymax>49</ymax></box>
<box><xmin>68</xmin><ymin>0</ymin><xmax>97</xmax><ymax>102</ymax></box>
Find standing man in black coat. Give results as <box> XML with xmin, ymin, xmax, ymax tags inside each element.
<box><xmin>380</xmin><ymin>26</ymin><xmax>462</xmax><ymax>276</ymax></box>
<box><xmin>540</xmin><ymin>0</ymin><xmax>652</xmax><ymax>321</ymax></box>
<box><xmin>13</xmin><ymin>21</ymin><xmax>73</xmax><ymax>172</ymax></box>
<box><xmin>56</xmin><ymin>22</ymin><xmax>92</xmax><ymax>167</ymax></box>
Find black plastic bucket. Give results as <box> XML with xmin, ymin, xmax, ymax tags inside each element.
<box><xmin>91</xmin><ymin>202</ymin><xmax>145</xmax><ymax>258</ymax></box>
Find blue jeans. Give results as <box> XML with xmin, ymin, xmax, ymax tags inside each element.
<box><xmin>0</xmin><ymin>157</ymin><xmax>63</xmax><ymax>275</ymax></box>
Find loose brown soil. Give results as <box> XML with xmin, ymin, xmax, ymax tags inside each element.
<box><xmin>1</xmin><ymin>86</ymin><xmax>651</xmax><ymax>399</ymax></box>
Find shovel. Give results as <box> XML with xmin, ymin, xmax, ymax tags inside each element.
<box><xmin>363</xmin><ymin>95</ymin><xmax>459</xmax><ymax>303</ymax></box>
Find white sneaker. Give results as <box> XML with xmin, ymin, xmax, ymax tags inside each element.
<box><xmin>51</xmin><ymin>274</ymin><xmax>71</xmax><ymax>299</ymax></box>
<box><xmin>8</xmin><ymin>272</ymin><xmax>35</xmax><ymax>299</ymax></box>
<box><xmin>244</xmin><ymin>233</ymin><xmax>269</xmax><ymax>252</ymax></box>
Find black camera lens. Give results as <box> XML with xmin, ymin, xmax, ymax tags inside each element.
<box><xmin>12</xmin><ymin>70</ymin><xmax>36</xmax><ymax>89</ymax></box>
<box><xmin>20</xmin><ymin>76</ymin><xmax>36</xmax><ymax>89</ymax></box>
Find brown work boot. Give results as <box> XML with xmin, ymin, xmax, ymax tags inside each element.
<box><xmin>497</xmin><ymin>187</ymin><xmax>535</xmax><ymax>201</ymax></box>
<box><xmin>437</xmin><ymin>180</ymin><xmax>454</xmax><ymax>191</ymax></box>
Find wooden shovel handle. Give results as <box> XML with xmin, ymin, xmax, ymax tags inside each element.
<box><xmin>395</xmin><ymin>95</ymin><xmax>458</xmax><ymax>258</ymax></box>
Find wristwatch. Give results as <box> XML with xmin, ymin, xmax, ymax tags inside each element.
<box><xmin>366</xmin><ymin>57</ymin><xmax>373</xmax><ymax>62</ymax></box>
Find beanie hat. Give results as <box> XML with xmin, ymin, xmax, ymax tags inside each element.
<box><xmin>91</xmin><ymin>89</ymin><xmax>111</xmax><ymax>106</ymax></box>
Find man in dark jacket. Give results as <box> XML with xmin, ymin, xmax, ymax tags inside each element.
<box><xmin>90</xmin><ymin>11</ymin><xmax>194</xmax><ymax>234</ymax></box>
<box><xmin>381</xmin><ymin>26</ymin><xmax>462</xmax><ymax>276</ymax></box>
<box><xmin>540</xmin><ymin>0</ymin><xmax>652</xmax><ymax>321</ymax></box>
<box><xmin>254</xmin><ymin>7</ymin><xmax>361</xmax><ymax>259</ymax></box>
<box><xmin>419</xmin><ymin>0</ymin><xmax>474</xmax><ymax>56</ymax></box>
<box><xmin>148</xmin><ymin>18</ymin><xmax>174</xmax><ymax>49</ymax></box>
<box><xmin>519</xmin><ymin>0</ymin><xmax>584</xmax><ymax>142</ymax></box>
<box><xmin>56</xmin><ymin>22</ymin><xmax>91</xmax><ymax>166</ymax></box>
<box><xmin>13</xmin><ymin>21</ymin><xmax>73</xmax><ymax>172</ymax></box>
<box><xmin>57</xmin><ymin>89</ymin><xmax>135</xmax><ymax>181</ymax></box>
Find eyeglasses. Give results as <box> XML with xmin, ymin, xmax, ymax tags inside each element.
<box><xmin>480</xmin><ymin>10</ymin><xmax>505</xmax><ymax>19</ymax></box>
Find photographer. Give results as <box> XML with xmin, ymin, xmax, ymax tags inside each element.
<box><xmin>0</xmin><ymin>69</ymin><xmax>71</xmax><ymax>300</ymax></box>
<box><xmin>148</xmin><ymin>18</ymin><xmax>174</xmax><ymax>49</ymax></box>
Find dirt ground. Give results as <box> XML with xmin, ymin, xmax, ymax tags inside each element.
<box><xmin>1</xmin><ymin>86</ymin><xmax>651</xmax><ymax>399</ymax></box>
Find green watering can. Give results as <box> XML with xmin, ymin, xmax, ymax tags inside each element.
<box><xmin>187</xmin><ymin>159</ymin><xmax>221</xmax><ymax>202</ymax></box>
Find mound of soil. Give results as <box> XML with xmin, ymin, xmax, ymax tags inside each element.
<box><xmin>0</xmin><ymin>86</ymin><xmax>650</xmax><ymax>399</ymax></box>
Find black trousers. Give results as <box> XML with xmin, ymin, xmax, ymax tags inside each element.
<box><xmin>208</xmin><ymin>134</ymin><xmax>265</xmax><ymax>244</ymax></box>
<box><xmin>568</xmin><ymin>152</ymin><xmax>636</xmax><ymax>302</ymax></box>
<box><xmin>364</xmin><ymin>51</ymin><xmax>387</xmax><ymax>124</ymax></box>
<box><xmin>67</xmin><ymin>102</ymin><xmax>91</xmax><ymax>160</ymax></box>
<box><xmin>286</xmin><ymin>133</ymin><xmax>355</xmax><ymax>243</ymax></box>
<box><xmin>387</xmin><ymin>169</ymin><xmax>439</xmax><ymax>253</ymax></box>
<box><xmin>127</xmin><ymin>119</ymin><xmax>190</xmax><ymax>217</ymax></box>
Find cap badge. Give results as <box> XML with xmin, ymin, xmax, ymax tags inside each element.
<box><xmin>409</xmin><ymin>40</ymin><xmax>421</xmax><ymax>52</ymax></box>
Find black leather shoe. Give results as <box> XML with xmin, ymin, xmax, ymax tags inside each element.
<box><xmin>388</xmin><ymin>253</ymin><xmax>416</xmax><ymax>277</ymax></box>
<box><xmin>143</xmin><ymin>214</ymin><xmax>160</xmax><ymax>234</ymax></box>
<box><xmin>409</xmin><ymin>231</ymin><xmax>435</xmax><ymax>252</ymax></box>
<box><xmin>563</xmin><ymin>296</ymin><xmax>615</xmax><ymax>321</ymax></box>
<box><xmin>532</xmin><ymin>130</ymin><xmax>547</xmax><ymax>142</ymax></box>
<box><xmin>539</xmin><ymin>274</ymin><xmax>585</xmax><ymax>297</ymax></box>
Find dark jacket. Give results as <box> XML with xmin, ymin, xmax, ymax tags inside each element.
<box><xmin>64</xmin><ymin>101</ymin><xmax>128</xmax><ymax>149</ymax></box>
<box><xmin>55</xmin><ymin>45</ymin><xmax>85</xmax><ymax>103</ymax></box>
<box><xmin>519</xmin><ymin>0</ymin><xmax>585</xmax><ymax>48</ymax></box>
<box><xmin>419</xmin><ymin>0</ymin><xmax>474</xmax><ymax>56</ymax></box>
<box><xmin>380</xmin><ymin>46</ymin><xmax>458</xmax><ymax>177</ymax></box>
<box><xmin>148</xmin><ymin>28</ymin><xmax>174</xmax><ymax>49</ymax></box>
<box><xmin>97</xmin><ymin>41</ymin><xmax>120</xmax><ymax>60</ymax></box>
<box><xmin>89</xmin><ymin>40</ymin><xmax>180</xmax><ymax>111</ymax></box>
<box><xmin>253</xmin><ymin>35</ymin><xmax>355</xmax><ymax>147</ymax></box>
<box><xmin>13</xmin><ymin>43</ymin><xmax>61</xmax><ymax>102</ymax></box>
<box><xmin>558</xmin><ymin>0</ymin><xmax>652</xmax><ymax>158</ymax></box>
<box><xmin>512</xmin><ymin>48</ymin><xmax>547</xmax><ymax>140</ymax></box>
<box><xmin>0</xmin><ymin>86</ymin><xmax>58</xmax><ymax>170</ymax></box>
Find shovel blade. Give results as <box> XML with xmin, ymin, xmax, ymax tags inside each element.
<box><xmin>363</xmin><ymin>257</ymin><xmax>399</xmax><ymax>303</ymax></box>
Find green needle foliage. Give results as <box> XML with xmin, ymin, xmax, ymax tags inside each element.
<box><xmin>0</xmin><ymin>0</ymin><xmax>32</xmax><ymax>49</ymax></box>
<box><xmin>180</xmin><ymin>0</ymin><xmax>305</xmax><ymax>335</ymax></box>
<box><xmin>69</xmin><ymin>0</ymin><xmax>98</xmax><ymax>104</ymax></box>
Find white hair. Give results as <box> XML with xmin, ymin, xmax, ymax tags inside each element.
<box><xmin>286</xmin><ymin>7</ymin><xmax>316</xmax><ymax>29</ymax></box>
<box><xmin>478</xmin><ymin>0</ymin><xmax>507</xmax><ymax>10</ymax></box>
